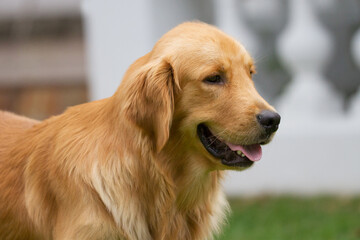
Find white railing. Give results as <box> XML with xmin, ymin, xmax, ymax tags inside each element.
<box><xmin>217</xmin><ymin>0</ymin><xmax>360</xmax><ymax>195</ymax></box>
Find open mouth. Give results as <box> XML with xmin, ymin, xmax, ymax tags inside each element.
<box><xmin>197</xmin><ymin>124</ymin><xmax>262</xmax><ymax>168</ymax></box>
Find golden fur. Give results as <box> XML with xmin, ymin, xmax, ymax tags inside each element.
<box><xmin>0</xmin><ymin>22</ymin><xmax>277</xmax><ymax>239</ymax></box>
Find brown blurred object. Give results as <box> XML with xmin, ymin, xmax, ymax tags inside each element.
<box><xmin>0</xmin><ymin>17</ymin><xmax>88</xmax><ymax>120</ymax></box>
<box><xmin>0</xmin><ymin>84</ymin><xmax>87</xmax><ymax>120</ymax></box>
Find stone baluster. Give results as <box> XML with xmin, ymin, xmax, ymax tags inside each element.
<box><xmin>240</xmin><ymin>0</ymin><xmax>290</xmax><ymax>102</ymax></box>
<box><xmin>352</xmin><ymin>29</ymin><xmax>360</xmax><ymax>67</ymax></box>
<box><xmin>349</xmin><ymin>28</ymin><xmax>360</xmax><ymax>117</ymax></box>
<box><xmin>276</xmin><ymin>0</ymin><xmax>341</xmax><ymax>126</ymax></box>
<box><xmin>317</xmin><ymin>0</ymin><xmax>360</xmax><ymax>111</ymax></box>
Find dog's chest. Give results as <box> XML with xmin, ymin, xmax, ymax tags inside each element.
<box><xmin>149</xmin><ymin>190</ymin><xmax>228</xmax><ymax>240</ymax></box>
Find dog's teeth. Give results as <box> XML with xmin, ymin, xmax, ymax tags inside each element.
<box><xmin>236</xmin><ymin>150</ymin><xmax>246</xmax><ymax>158</ymax></box>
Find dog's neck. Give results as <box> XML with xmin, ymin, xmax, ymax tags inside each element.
<box><xmin>159</xmin><ymin>148</ymin><xmax>222</xmax><ymax>209</ymax></box>
<box><xmin>150</xmin><ymin>141</ymin><xmax>227</xmax><ymax>239</ymax></box>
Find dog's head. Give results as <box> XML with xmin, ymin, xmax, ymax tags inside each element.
<box><xmin>120</xmin><ymin>22</ymin><xmax>280</xmax><ymax>170</ymax></box>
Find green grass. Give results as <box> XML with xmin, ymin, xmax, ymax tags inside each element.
<box><xmin>216</xmin><ymin>196</ymin><xmax>360</xmax><ymax>240</ymax></box>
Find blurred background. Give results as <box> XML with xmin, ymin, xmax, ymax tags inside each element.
<box><xmin>0</xmin><ymin>0</ymin><xmax>359</xmax><ymax>239</ymax></box>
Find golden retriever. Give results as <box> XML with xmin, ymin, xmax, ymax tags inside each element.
<box><xmin>0</xmin><ymin>22</ymin><xmax>280</xmax><ymax>240</ymax></box>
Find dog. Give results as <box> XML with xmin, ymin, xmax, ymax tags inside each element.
<box><xmin>0</xmin><ymin>22</ymin><xmax>280</xmax><ymax>240</ymax></box>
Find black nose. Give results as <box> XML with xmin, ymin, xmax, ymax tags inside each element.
<box><xmin>256</xmin><ymin>110</ymin><xmax>281</xmax><ymax>134</ymax></box>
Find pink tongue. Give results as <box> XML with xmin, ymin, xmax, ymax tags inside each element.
<box><xmin>226</xmin><ymin>143</ymin><xmax>262</xmax><ymax>162</ymax></box>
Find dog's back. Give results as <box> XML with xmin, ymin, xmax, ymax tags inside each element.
<box><xmin>0</xmin><ymin>111</ymin><xmax>41</xmax><ymax>240</ymax></box>
<box><xmin>0</xmin><ymin>111</ymin><xmax>38</xmax><ymax>137</ymax></box>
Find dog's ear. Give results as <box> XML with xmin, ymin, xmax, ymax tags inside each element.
<box><xmin>125</xmin><ymin>59</ymin><xmax>179</xmax><ymax>153</ymax></box>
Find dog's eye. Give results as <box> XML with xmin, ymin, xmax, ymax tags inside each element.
<box><xmin>203</xmin><ymin>75</ymin><xmax>224</xmax><ymax>85</ymax></box>
<box><xmin>249</xmin><ymin>67</ymin><xmax>256</xmax><ymax>76</ymax></box>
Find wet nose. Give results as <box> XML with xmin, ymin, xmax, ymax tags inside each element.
<box><xmin>256</xmin><ymin>110</ymin><xmax>281</xmax><ymax>134</ymax></box>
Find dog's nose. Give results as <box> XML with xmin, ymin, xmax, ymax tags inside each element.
<box><xmin>256</xmin><ymin>110</ymin><xmax>281</xmax><ymax>134</ymax></box>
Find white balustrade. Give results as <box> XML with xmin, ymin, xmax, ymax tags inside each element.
<box><xmin>226</xmin><ymin>0</ymin><xmax>360</xmax><ymax>196</ymax></box>
<box><xmin>276</xmin><ymin>0</ymin><xmax>341</xmax><ymax>122</ymax></box>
